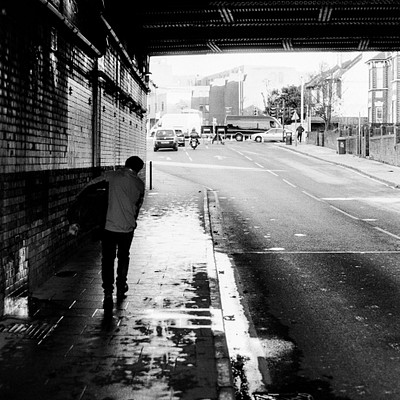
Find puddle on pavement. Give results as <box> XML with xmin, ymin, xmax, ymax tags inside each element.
<box><xmin>214</xmin><ymin>251</ymin><xmax>270</xmax><ymax>396</ymax></box>
<box><xmin>94</xmin><ymin>201</ymin><xmax>220</xmax><ymax>398</ymax></box>
<box><xmin>3</xmin><ymin>295</ymin><xmax>29</xmax><ymax>318</ymax></box>
<box><xmin>0</xmin><ymin>198</ymin><xmax>220</xmax><ymax>399</ymax></box>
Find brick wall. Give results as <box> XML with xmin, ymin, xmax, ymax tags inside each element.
<box><xmin>369</xmin><ymin>134</ymin><xmax>400</xmax><ymax>166</ymax></box>
<box><xmin>0</xmin><ymin>1</ymin><xmax>148</xmax><ymax>316</ymax></box>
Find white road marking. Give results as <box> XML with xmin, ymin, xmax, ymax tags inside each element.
<box><xmin>153</xmin><ymin>161</ymin><xmax>271</xmax><ymax>171</ymax></box>
<box><xmin>267</xmin><ymin>170</ymin><xmax>279</xmax><ymax>176</ymax></box>
<box><xmin>245</xmin><ymin>156</ymin><xmax>253</xmax><ymax>161</ymax></box>
<box><xmin>241</xmin><ymin>250</ymin><xmax>400</xmax><ymax>254</ymax></box>
<box><xmin>255</xmin><ymin>162</ymin><xmax>264</xmax><ymax>168</ymax></box>
<box><xmin>329</xmin><ymin>205</ymin><xmax>359</xmax><ymax>220</ymax></box>
<box><xmin>374</xmin><ymin>226</ymin><xmax>400</xmax><ymax>241</ymax></box>
<box><xmin>302</xmin><ymin>190</ymin><xmax>322</xmax><ymax>201</ymax></box>
<box><xmin>282</xmin><ymin>179</ymin><xmax>297</xmax><ymax>188</ymax></box>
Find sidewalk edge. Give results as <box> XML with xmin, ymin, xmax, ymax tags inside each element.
<box><xmin>204</xmin><ymin>189</ymin><xmax>236</xmax><ymax>400</ymax></box>
<box><xmin>279</xmin><ymin>143</ymin><xmax>400</xmax><ymax>189</ymax></box>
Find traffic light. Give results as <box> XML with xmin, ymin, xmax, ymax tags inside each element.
<box><xmin>253</xmin><ymin>107</ymin><xmax>258</xmax><ymax>116</ymax></box>
<box><xmin>269</xmin><ymin>106</ymin><xmax>277</xmax><ymax>117</ymax></box>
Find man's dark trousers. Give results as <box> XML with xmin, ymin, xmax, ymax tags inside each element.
<box><xmin>101</xmin><ymin>229</ymin><xmax>134</xmax><ymax>294</ymax></box>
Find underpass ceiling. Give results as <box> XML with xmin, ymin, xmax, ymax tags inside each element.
<box><xmin>103</xmin><ymin>1</ymin><xmax>400</xmax><ymax>57</ymax></box>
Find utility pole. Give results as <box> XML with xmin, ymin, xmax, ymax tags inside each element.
<box><xmin>300</xmin><ymin>75</ymin><xmax>304</xmax><ymax>127</ymax></box>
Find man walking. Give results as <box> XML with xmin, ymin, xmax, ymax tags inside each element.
<box><xmin>296</xmin><ymin>124</ymin><xmax>305</xmax><ymax>143</ymax></box>
<box><xmin>80</xmin><ymin>156</ymin><xmax>145</xmax><ymax>309</ymax></box>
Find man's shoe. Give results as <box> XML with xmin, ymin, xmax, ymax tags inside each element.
<box><xmin>117</xmin><ymin>284</ymin><xmax>129</xmax><ymax>301</ymax></box>
<box><xmin>103</xmin><ymin>293</ymin><xmax>113</xmax><ymax>309</ymax></box>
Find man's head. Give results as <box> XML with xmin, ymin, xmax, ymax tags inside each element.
<box><xmin>125</xmin><ymin>156</ymin><xmax>144</xmax><ymax>172</ymax></box>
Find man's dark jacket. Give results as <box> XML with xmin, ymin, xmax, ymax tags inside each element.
<box><xmin>67</xmin><ymin>180</ymin><xmax>108</xmax><ymax>233</ymax></box>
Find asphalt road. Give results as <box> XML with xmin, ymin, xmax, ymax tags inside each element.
<box><xmin>147</xmin><ymin>138</ymin><xmax>400</xmax><ymax>400</ymax></box>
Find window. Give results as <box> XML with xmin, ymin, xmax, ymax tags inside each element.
<box><xmin>369</xmin><ymin>67</ymin><xmax>373</xmax><ymax>89</ymax></box>
<box><xmin>336</xmin><ymin>80</ymin><xmax>342</xmax><ymax>98</ymax></box>
<box><xmin>376</xmin><ymin>106</ymin><xmax>383</xmax><ymax>122</ymax></box>
<box><xmin>377</xmin><ymin>66</ymin><xmax>384</xmax><ymax>88</ymax></box>
<box><xmin>392</xmin><ymin>59</ymin><xmax>396</xmax><ymax>80</ymax></box>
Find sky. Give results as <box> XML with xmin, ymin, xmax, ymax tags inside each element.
<box><xmin>149</xmin><ymin>51</ymin><xmax>371</xmax><ymax>84</ymax></box>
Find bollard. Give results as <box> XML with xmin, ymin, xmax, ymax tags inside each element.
<box><xmin>149</xmin><ymin>161</ymin><xmax>153</xmax><ymax>190</ymax></box>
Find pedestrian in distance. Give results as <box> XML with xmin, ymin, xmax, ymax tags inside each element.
<box><xmin>71</xmin><ymin>156</ymin><xmax>145</xmax><ymax>310</ymax></box>
<box><xmin>212</xmin><ymin>129</ymin><xmax>224</xmax><ymax>144</ymax></box>
<box><xmin>296</xmin><ymin>124</ymin><xmax>305</xmax><ymax>143</ymax></box>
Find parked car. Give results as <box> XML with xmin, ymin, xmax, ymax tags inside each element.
<box><xmin>153</xmin><ymin>128</ymin><xmax>179</xmax><ymax>151</ymax></box>
<box><xmin>251</xmin><ymin>127</ymin><xmax>294</xmax><ymax>143</ymax></box>
<box><xmin>175</xmin><ymin>129</ymin><xmax>185</xmax><ymax>146</ymax></box>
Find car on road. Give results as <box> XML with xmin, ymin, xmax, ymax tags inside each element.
<box><xmin>175</xmin><ymin>129</ymin><xmax>185</xmax><ymax>146</ymax></box>
<box><xmin>251</xmin><ymin>127</ymin><xmax>294</xmax><ymax>143</ymax></box>
<box><xmin>153</xmin><ymin>128</ymin><xmax>179</xmax><ymax>151</ymax></box>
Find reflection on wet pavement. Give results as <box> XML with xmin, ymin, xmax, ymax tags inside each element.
<box><xmin>0</xmin><ymin>191</ymin><xmax>227</xmax><ymax>399</ymax></box>
<box><xmin>214</xmin><ymin>251</ymin><xmax>269</xmax><ymax>397</ymax></box>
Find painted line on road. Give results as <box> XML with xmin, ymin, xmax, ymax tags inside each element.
<box><xmin>255</xmin><ymin>162</ymin><xmax>264</xmax><ymax>168</ymax></box>
<box><xmin>185</xmin><ymin>150</ymin><xmax>193</xmax><ymax>162</ymax></box>
<box><xmin>322</xmin><ymin>197</ymin><xmax>359</xmax><ymax>201</ymax></box>
<box><xmin>374</xmin><ymin>226</ymin><xmax>400</xmax><ymax>241</ymax></box>
<box><xmin>245</xmin><ymin>156</ymin><xmax>253</xmax><ymax>161</ymax></box>
<box><xmin>267</xmin><ymin>170</ymin><xmax>279</xmax><ymax>176</ymax></box>
<box><xmin>232</xmin><ymin>250</ymin><xmax>400</xmax><ymax>254</ymax></box>
<box><xmin>301</xmin><ymin>190</ymin><xmax>322</xmax><ymax>201</ymax></box>
<box><xmin>282</xmin><ymin>179</ymin><xmax>297</xmax><ymax>188</ymax></box>
<box><xmin>153</xmin><ymin>161</ymin><xmax>270</xmax><ymax>171</ymax></box>
<box><xmin>329</xmin><ymin>205</ymin><xmax>359</xmax><ymax>220</ymax></box>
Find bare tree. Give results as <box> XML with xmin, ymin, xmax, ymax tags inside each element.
<box><xmin>306</xmin><ymin>62</ymin><xmax>338</xmax><ymax>132</ymax></box>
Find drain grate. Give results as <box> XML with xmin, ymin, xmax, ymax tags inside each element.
<box><xmin>0</xmin><ymin>321</ymin><xmax>56</xmax><ymax>341</ymax></box>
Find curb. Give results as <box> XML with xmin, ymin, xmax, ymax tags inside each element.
<box><xmin>279</xmin><ymin>143</ymin><xmax>400</xmax><ymax>189</ymax></box>
<box><xmin>204</xmin><ymin>189</ymin><xmax>236</xmax><ymax>400</ymax></box>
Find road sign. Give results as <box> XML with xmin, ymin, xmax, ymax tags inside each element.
<box><xmin>292</xmin><ymin>110</ymin><xmax>299</xmax><ymax>121</ymax></box>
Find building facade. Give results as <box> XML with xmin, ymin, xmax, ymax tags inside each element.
<box><xmin>366</xmin><ymin>52</ymin><xmax>400</xmax><ymax>125</ymax></box>
<box><xmin>305</xmin><ymin>53</ymin><xmax>370</xmax><ymax>130</ymax></box>
<box><xmin>194</xmin><ymin>65</ymin><xmax>300</xmax><ymax>125</ymax></box>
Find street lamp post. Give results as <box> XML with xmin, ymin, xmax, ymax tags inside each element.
<box><xmin>301</xmin><ymin>76</ymin><xmax>304</xmax><ymax>128</ymax></box>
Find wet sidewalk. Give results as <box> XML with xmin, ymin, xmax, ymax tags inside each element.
<box><xmin>0</xmin><ymin>170</ymin><xmax>234</xmax><ymax>400</ymax></box>
<box><xmin>278</xmin><ymin>140</ymin><xmax>400</xmax><ymax>188</ymax></box>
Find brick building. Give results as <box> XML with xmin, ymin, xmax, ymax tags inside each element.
<box><xmin>305</xmin><ymin>53</ymin><xmax>370</xmax><ymax>130</ymax></box>
<box><xmin>366</xmin><ymin>52</ymin><xmax>400</xmax><ymax>125</ymax></box>
<box><xmin>193</xmin><ymin>65</ymin><xmax>300</xmax><ymax>125</ymax></box>
<box><xmin>0</xmin><ymin>1</ymin><xmax>148</xmax><ymax>316</ymax></box>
